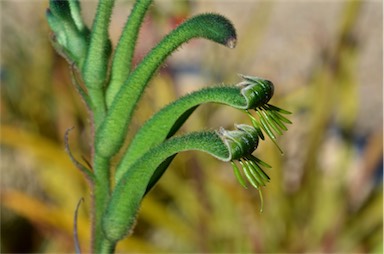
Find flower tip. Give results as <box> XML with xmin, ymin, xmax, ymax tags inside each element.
<box><xmin>226</xmin><ymin>37</ymin><xmax>237</xmax><ymax>48</ymax></box>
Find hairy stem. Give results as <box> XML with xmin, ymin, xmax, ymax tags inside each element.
<box><xmin>91</xmin><ymin>155</ymin><xmax>112</xmax><ymax>253</ymax></box>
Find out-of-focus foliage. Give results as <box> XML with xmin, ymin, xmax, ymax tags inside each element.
<box><xmin>1</xmin><ymin>0</ymin><xmax>382</xmax><ymax>253</ymax></box>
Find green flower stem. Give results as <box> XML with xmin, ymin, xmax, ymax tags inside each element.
<box><xmin>115</xmin><ymin>77</ymin><xmax>273</xmax><ymax>182</ymax></box>
<box><xmin>97</xmin><ymin>13</ymin><xmax>237</xmax><ymax>158</ymax></box>
<box><xmin>107</xmin><ymin>0</ymin><xmax>153</xmax><ymax>105</ymax></box>
<box><xmin>103</xmin><ymin>126</ymin><xmax>258</xmax><ymax>243</ymax></box>
<box><xmin>82</xmin><ymin>0</ymin><xmax>115</xmax><ymax>128</ymax></box>
<box><xmin>92</xmin><ymin>155</ymin><xmax>113</xmax><ymax>253</ymax></box>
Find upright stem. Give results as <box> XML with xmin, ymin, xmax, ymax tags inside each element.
<box><xmin>92</xmin><ymin>155</ymin><xmax>114</xmax><ymax>253</ymax></box>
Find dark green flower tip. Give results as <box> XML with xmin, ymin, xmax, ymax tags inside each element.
<box><xmin>238</xmin><ymin>75</ymin><xmax>274</xmax><ymax>108</ymax></box>
<box><xmin>219</xmin><ymin>124</ymin><xmax>259</xmax><ymax>160</ymax></box>
<box><xmin>238</xmin><ymin>75</ymin><xmax>292</xmax><ymax>154</ymax></box>
<box><xmin>49</xmin><ymin>0</ymin><xmax>72</xmax><ymax>21</ymax></box>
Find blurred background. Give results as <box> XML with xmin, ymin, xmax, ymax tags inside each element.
<box><xmin>1</xmin><ymin>0</ymin><xmax>382</xmax><ymax>253</ymax></box>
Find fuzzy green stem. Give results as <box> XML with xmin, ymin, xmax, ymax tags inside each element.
<box><xmin>107</xmin><ymin>0</ymin><xmax>153</xmax><ymax>106</ymax></box>
<box><xmin>92</xmin><ymin>155</ymin><xmax>113</xmax><ymax>253</ymax></box>
<box><xmin>96</xmin><ymin>13</ymin><xmax>237</xmax><ymax>158</ymax></box>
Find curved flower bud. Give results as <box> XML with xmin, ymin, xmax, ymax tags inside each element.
<box><xmin>115</xmin><ymin>75</ymin><xmax>280</xmax><ymax>183</ymax></box>
<box><xmin>102</xmin><ymin>124</ymin><xmax>264</xmax><ymax>243</ymax></box>
<box><xmin>219</xmin><ymin>124</ymin><xmax>259</xmax><ymax>160</ymax></box>
<box><xmin>97</xmin><ymin>13</ymin><xmax>238</xmax><ymax>158</ymax></box>
<box><xmin>238</xmin><ymin>75</ymin><xmax>274</xmax><ymax>108</ymax></box>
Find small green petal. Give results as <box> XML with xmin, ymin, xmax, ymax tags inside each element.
<box><xmin>240</xmin><ymin>160</ymin><xmax>260</xmax><ymax>189</ymax></box>
<box><xmin>231</xmin><ymin>161</ymin><xmax>247</xmax><ymax>189</ymax></box>
<box><xmin>244</xmin><ymin>159</ymin><xmax>266</xmax><ymax>187</ymax></box>
<box><xmin>265</xmin><ymin>109</ymin><xmax>288</xmax><ymax>131</ymax></box>
<box><xmin>266</xmin><ymin>103</ymin><xmax>292</xmax><ymax>115</ymax></box>
<box><xmin>248</xmin><ymin>154</ymin><xmax>272</xmax><ymax>169</ymax></box>
<box><xmin>249</xmin><ymin>160</ymin><xmax>270</xmax><ymax>183</ymax></box>
<box><xmin>261</xmin><ymin>109</ymin><xmax>283</xmax><ymax>135</ymax></box>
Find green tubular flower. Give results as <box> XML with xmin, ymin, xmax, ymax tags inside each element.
<box><xmin>115</xmin><ymin>75</ymin><xmax>277</xmax><ymax>183</ymax></box>
<box><xmin>102</xmin><ymin>124</ymin><xmax>264</xmax><ymax>243</ymax></box>
<box><xmin>96</xmin><ymin>13</ymin><xmax>237</xmax><ymax>159</ymax></box>
<box><xmin>108</xmin><ymin>0</ymin><xmax>154</xmax><ymax>98</ymax></box>
<box><xmin>82</xmin><ymin>0</ymin><xmax>114</xmax><ymax>91</ymax></box>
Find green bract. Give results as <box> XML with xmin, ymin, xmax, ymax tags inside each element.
<box><xmin>46</xmin><ymin>0</ymin><xmax>291</xmax><ymax>252</ymax></box>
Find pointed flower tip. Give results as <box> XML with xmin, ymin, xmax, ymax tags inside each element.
<box><xmin>226</xmin><ymin>37</ymin><xmax>237</xmax><ymax>48</ymax></box>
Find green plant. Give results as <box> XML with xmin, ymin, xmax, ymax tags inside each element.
<box><xmin>46</xmin><ymin>0</ymin><xmax>291</xmax><ymax>252</ymax></box>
